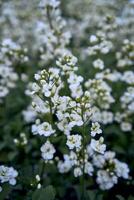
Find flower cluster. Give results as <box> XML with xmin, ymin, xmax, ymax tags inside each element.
<box><xmin>88</xmin><ymin>34</ymin><xmax>113</xmax><ymax>56</ymax></box>
<box><xmin>35</xmin><ymin>0</ymin><xmax>71</xmax><ymax>66</ymax></box>
<box><xmin>93</xmin><ymin>151</ymin><xmax>129</xmax><ymax>190</ymax></box>
<box><xmin>0</xmin><ymin>65</ymin><xmax>18</xmax><ymax>101</ymax></box>
<box><xmin>30</xmin><ymin>54</ymin><xmax>129</xmax><ymax>190</ymax></box>
<box><xmin>0</xmin><ymin>38</ymin><xmax>29</xmax><ymax>102</ymax></box>
<box><xmin>85</xmin><ymin>79</ymin><xmax>114</xmax><ymax>109</ymax></box>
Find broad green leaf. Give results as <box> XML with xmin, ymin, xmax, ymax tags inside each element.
<box><xmin>32</xmin><ymin>185</ymin><xmax>56</xmax><ymax>200</ymax></box>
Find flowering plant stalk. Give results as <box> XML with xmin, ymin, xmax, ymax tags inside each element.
<box><xmin>30</xmin><ymin>53</ymin><xmax>129</xmax><ymax>198</ymax></box>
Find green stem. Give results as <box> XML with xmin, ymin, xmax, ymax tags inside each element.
<box><xmin>40</xmin><ymin>160</ymin><xmax>45</xmax><ymax>184</ymax></box>
<box><xmin>81</xmin><ymin>123</ymin><xmax>86</xmax><ymax>200</ymax></box>
<box><xmin>46</xmin><ymin>6</ymin><xmax>53</xmax><ymax>30</ymax></box>
<box><xmin>49</xmin><ymin>98</ymin><xmax>53</xmax><ymax>125</ymax></box>
<box><xmin>81</xmin><ymin>106</ymin><xmax>86</xmax><ymax>200</ymax></box>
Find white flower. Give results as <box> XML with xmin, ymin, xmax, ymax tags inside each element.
<box><xmin>32</xmin><ymin>96</ymin><xmax>50</xmax><ymax>114</ymax></box>
<box><xmin>41</xmin><ymin>141</ymin><xmax>56</xmax><ymax>160</ymax></box>
<box><xmin>91</xmin><ymin>122</ymin><xmax>102</xmax><ymax>137</ymax></box>
<box><xmin>0</xmin><ymin>166</ymin><xmax>18</xmax><ymax>186</ymax></box>
<box><xmin>56</xmin><ymin>54</ymin><xmax>78</xmax><ymax>74</ymax></box>
<box><xmin>32</xmin><ymin>83</ymin><xmax>40</xmax><ymax>93</ymax></box>
<box><xmin>35</xmin><ymin>174</ymin><xmax>41</xmax><ymax>182</ymax></box>
<box><xmin>120</xmin><ymin>122</ymin><xmax>132</xmax><ymax>132</ymax></box>
<box><xmin>96</xmin><ymin>170</ymin><xmax>118</xmax><ymax>190</ymax></box>
<box><xmin>0</xmin><ymin>86</ymin><xmax>8</xmax><ymax>98</ymax></box>
<box><xmin>89</xmin><ymin>35</ymin><xmax>98</xmax><ymax>43</ymax></box>
<box><xmin>90</xmin><ymin>137</ymin><xmax>106</xmax><ymax>154</ymax></box>
<box><xmin>58</xmin><ymin>160</ymin><xmax>72</xmax><ymax>173</ymax></box>
<box><xmin>66</xmin><ymin>134</ymin><xmax>82</xmax><ymax>150</ymax></box>
<box><xmin>93</xmin><ymin>59</ymin><xmax>104</xmax><ymax>70</ymax></box>
<box><xmin>58</xmin><ymin>151</ymin><xmax>77</xmax><ymax>173</ymax></box>
<box><xmin>122</xmin><ymin>71</ymin><xmax>134</xmax><ymax>84</ymax></box>
<box><xmin>92</xmin><ymin>154</ymin><xmax>105</xmax><ymax>168</ymax></box>
<box><xmin>22</xmin><ymin>105</ymin><xmax>37</xmax><ymax>123</ymax></box>
<box><xmin>69</xmin><ymin>113</ymin><xmax>83</xmax><ymax>127</ymax></box>
<box><xmin>34</xmin><ymin>74</ymin><xmax>41</xmax><ymax>80</ymax></box>
<box><xmin>69</xmin><ymin>84</ymin><xmax>83</xmax><ymax>98</ymax></box>
<box><xmin>104</xmin><ymin>151</ymin><xmax>115</xmax><ymax>160</ymax></box>
<box><xmin>101</xmin><ymin>111</ymin><xmax>114</xmax><ymax>125</ymax></box>
<box><xmin>37</xmin><ymin>183</ymin><xmax>42</xmax><ymax>189</ymax></box>
<box><xmin>37</xmin><ymin>122</ymin><xmax>55</xmax><ymax>136</ymax></box>
<box><xmin>84</xmin><ymin>162</ymin><xmax>94</xmax><ymax>176</ymax></box>
<box><xmin>115</xmin><ymin>160</ymin><xmax>129</xmax><ymax>179</ymax></box>
<box><xmin>68</xmin><ymin>73</ymin><xmax>83</xmax><ymax>86</ymax></box>
<box><xmin>57</xmin><ymin>118</ymin><xmax>72</xmax><ymax>135</ymax></box>
<box><xmin>74</xmin><ymin>167</ymin><xmax>82</xmax><ymax>177</ymax></box>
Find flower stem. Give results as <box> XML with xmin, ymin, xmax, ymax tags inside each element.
<box><xmin>49</xmin><ymin>98</ymin><xmax>53</xmax><ymax>125</ymax></box>
<box><xmin>81</xmin><ymin>106</ymin><xmax>86</xmax><ymax>200</ymax></box>
<box><xmin>81</xmin><ymin>123</ymin><xmax>86</xmax><ymax>200</ymax></box>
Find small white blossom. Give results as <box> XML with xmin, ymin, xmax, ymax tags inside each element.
<box><xmin>22</xmin><ymin>105</ymin><xmax>37</xmax><ymax>123</ymax></box>
<box><xmin>0</xmin><ymin>166</ymin><xmax>18</xmax><ymax>186</ymax></box>
<box><xmin>90</xmin><ymin>137</ymin><xmax>106</xmax><ymax>154</ymax></box>
<box><xmin>93</xmin><ymin>59</ymin><xmax>104</xmax><ymax>70</ymax></box>
<box><xmin>84</xmin><ymin>162</ymin><xmax>94</xmax><ymax>176</ymax></box>
<box><xmin>32</xmin><ymin>122</ymin><xmax>55</xmax><ymax>137</ymax></box>
<box><xmin>115</xmin><ymin>160</ymin><xmax>129</xmax><ymax>179</ymax></box>
<box><xmin>120</xmin><ymin>122</ymin><xmax>132</xmax><ymax>132</ymax></box>
<box><xmin>91</xmin><ymin>122</ymin><xmax>102</xmax><ymax>137</ymax></box>
<box><xmin>66</xmin><ymin>134</ymin><xmax>82</xmax><ymax>150</ymax></box>
<box><xmin>74</xmin><ymin>167</ymin><xmax>82</xmax><ymax>177</ymax></box>
<box><xmin>97</xmin><ymin>170</ymin><xmax>118</xmax><ymax>190</ymax></box>
<box><xmin>41</xmin><ymin>141</ymin><xmax>56</xmax><ymax>160</ymax></box>
<box><xmin>89</xmin><ymin>35</ymin><xmax>98</xmax><ymax>43</ymax></box>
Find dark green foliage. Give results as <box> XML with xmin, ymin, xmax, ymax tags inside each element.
<box><xmin>32</xmin><ymin>185</ymin><xmax>56</xmax><ymax>200</ymax></box>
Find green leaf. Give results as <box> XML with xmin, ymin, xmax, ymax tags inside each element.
<box><xmin>87</xmin><ymin>190</ymin><xmax>96</xmax><ymax>200</ymax></box>
<box><xmin>32</xmin><ymin>185</ymin><xmax>56</xmax><ymax>200</ymax></box>
<box><xmin>86</xmin><ymin>190</ymin><xmax>103</xmax><ymax>200</ymax></box>
<box><xmin>0</xmin><ymin>184</ymin><xmax>12</xmax><ymax>200</ymax></box>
